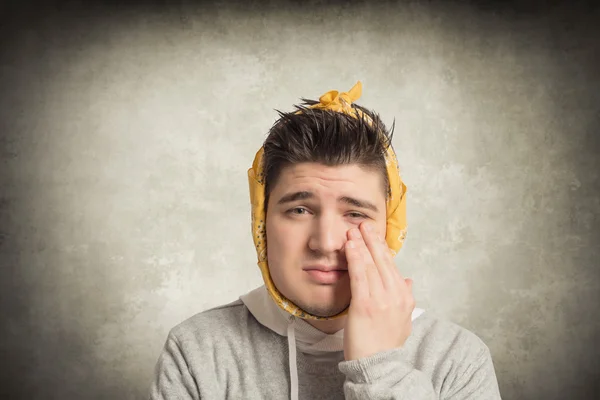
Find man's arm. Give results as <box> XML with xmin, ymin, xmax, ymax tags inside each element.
<box><xmin>341</xmin><ymin>222</ymin><xmax>502</xmax><ymax>399</ymax></box>
<box><xmin>339</xmin><ymin>347</ymin><xmax>437</xmax><ymax>399</ymax></box>
<box><xmin>148</xmin><ymin>332</ymin><xmax>200</xmax><ymax>400</ymax></box>
<box><xmin>338</xmin><ymin>344</ymin><xmax>502</xmax><ymax>399</ymax></box>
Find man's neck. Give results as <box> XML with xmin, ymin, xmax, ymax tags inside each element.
<box><xmin>306</xmin><ymin>316</ymin><xmax>347</xmax><ymax>335</ymax></box>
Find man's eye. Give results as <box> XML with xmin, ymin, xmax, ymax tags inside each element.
<box><xmin>348</xmin><ymin>212</ymin><xmax>366</xmax><ymax>219</ymax></box>
<box><xmin>288</xmin><ymin>207</ymin><xmax>308</xmax><ymax>215</ymax></box>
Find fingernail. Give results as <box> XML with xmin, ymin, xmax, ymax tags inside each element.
<box><xmin>350</xmin><ymin>228</ymin><xmax>361</xmax><ymax>239</ymax></box>
<box><xmin>346</xmin><ymin>240</ymin><xmax>356</xmax><ymax>249</ymax></box>
<box><xmin>364</xmin><ymin>223</ymin><xmax>372</xmax><ymax>232</ymax></box>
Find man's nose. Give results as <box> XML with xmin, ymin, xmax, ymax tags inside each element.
<box><xmin>308</xmin><ymin>213</ymin><xmax>348</xmax><ymax>254</ymax></box>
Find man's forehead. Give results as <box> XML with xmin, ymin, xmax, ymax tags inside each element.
<box><xmin>278</xmin><ymin>162</ymin><xmax>381</xmax><ymax>183</ymax></box>
<box><xmin>272</xmin><ymin>163</ymin><xmax>386</xmax><ymax>204</ymax></box>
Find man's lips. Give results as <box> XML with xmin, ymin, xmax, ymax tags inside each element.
<box><xmin>304</xmin><ymin>266</ymin><xmax>348</xmax><ymax>284</ymax></box>
<box><xmin>303</xmin><ymin>265</ymin><xmax>347</xmax><ymax>272</ymax></box>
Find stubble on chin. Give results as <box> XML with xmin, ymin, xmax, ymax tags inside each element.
<box><xmin>290</xmin><ymin>292</ymin><xmax>351</xmax><ymax>318</ymax></box>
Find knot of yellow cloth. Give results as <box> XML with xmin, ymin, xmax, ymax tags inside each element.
<box><xmin>300</xmin><ymin>81</ymin><xmax>375</xmax><ymax>127</ymax></box>
<box><xmin>306</xmin><ymin>81</ymin><xmax>363</xmax><ymax>116</ymax></box>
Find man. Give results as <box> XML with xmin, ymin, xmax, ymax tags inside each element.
<box><xmin>149</xmin><ymin>82</ymin><xmax>502</xmax><ymax>399</ymax></box>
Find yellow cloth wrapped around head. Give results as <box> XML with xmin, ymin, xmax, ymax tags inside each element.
<box><xmin>247</xmin><ymin>81</ymin><xmax>408</xmax><ymax>320</ymax></box>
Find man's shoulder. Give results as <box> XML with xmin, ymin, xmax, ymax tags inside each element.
<box><xmin>168</xmin><ymin>298</ymin><xmax>252</xmax><ymax>342</ymax></box>
<box><xmin>412</xmin><ymin>311</ymin><xmax>492</xmax><ymax>361</ymax></box>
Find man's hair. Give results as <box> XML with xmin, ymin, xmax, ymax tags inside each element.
<box><xmin>262</xmin><ymin>98</ymin><xmax>395</xmax><ymax>212</ymax></box>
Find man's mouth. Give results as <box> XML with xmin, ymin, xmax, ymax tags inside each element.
<box><xmin>304</xmin><ymin>265</ymin><xmax>348</xmax><ymax>284</ymax></box>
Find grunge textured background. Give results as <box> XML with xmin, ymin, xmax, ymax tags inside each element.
<box><xmin>1</xmin><ymin>0</ymin><xmax>598</xmax><ymax>398</ymax></box>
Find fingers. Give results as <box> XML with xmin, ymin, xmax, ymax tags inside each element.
<box><xmin>345</xmin><ymin>237</ymin><xmax>369</xmax><ymax>301</ymax></box>
<box><xmin>346</xmin><ymin>227</ymin><xmax>384</xmax><ymax>299</ymax></box>
<box><xmin>359</xmin><ymin>222</ymin><xmax>402</xmax><ymax>292</ymax></box>
<box><xmin>404</xmin><ymin>278</ymin><xmax>413</xmax><ymax>293</ymax></box>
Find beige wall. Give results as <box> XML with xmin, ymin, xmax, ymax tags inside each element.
<box><xmin>1</xmin><ymin>1</ymin><xmax>598</xmax><ymax>399</ymax></box>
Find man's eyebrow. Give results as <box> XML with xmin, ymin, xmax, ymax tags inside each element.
<box><xmin>277</xmin><ymin>191</ymin><xmax>379</xmax><ymax>213</ymax></box>
<box><xmin>339</xmin><ymin>196</ymin><xmax>379</xmax><ymax>213</ymax></box>
<box><xmin>277</xmin><ymin>191</ymin><xmax>313</xmax><ymax>204</ymax></box>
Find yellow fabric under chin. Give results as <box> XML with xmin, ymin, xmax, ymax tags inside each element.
<box><xmin>247</xmin><ymin>81</ymin><xmax>408</xmax><ymax>320</ymax></box>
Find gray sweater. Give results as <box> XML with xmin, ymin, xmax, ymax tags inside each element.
<box><xmin>149</xmin><ymin>297</ymin><xmax>501</xmax><ymax>399</ymax></box>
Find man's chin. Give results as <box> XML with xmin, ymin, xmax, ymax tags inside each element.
<box><xmin>293</xmin><ymin>295</ymin><xmax>351</xmax><ymax>318</ymax></box>
<box><xmin>302</xmin><ymin>303</ymin><xmax>350</xmax><ymax>318</ymax></box>
<box><xmin>275</xmin><ymin>280</ymin><xmax>351</xmax><ymax>317</ymax></box>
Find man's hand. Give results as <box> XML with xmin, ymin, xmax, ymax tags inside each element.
<box><xmin>343</xmin><ymin>221</ymin><xmax>415</xmax><ymax>361</ymax></box>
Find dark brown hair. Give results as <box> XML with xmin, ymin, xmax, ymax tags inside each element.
<box><xmin>262</xmin><ymin>98</ymin><xmax>395</xmax><ymax>212</ymax></box>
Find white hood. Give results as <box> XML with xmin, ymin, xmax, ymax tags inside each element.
<box><xmin>240</xmin><ymin>285</ymin><xmax>426</xmax><ymax>400</ymax></box>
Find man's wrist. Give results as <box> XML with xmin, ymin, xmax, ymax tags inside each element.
<box><xmin>339</xmin><ymin>347</ymin><xmax>412</xmax><ymax>383</ymax></box>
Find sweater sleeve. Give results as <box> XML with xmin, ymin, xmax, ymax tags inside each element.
<box><xmin>148</xmin><ymin>332</ymin><xmax>201</xmax><ymax>400</ymax></box>
<box><xmin>338</xmin><ymin>345</ymin><xmax>501</xmax><ymax>400</ymax></box>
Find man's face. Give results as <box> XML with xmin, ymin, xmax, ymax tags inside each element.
<box><xmin>265</xmin><ymin>162</ymin><xmax>387</xmax><ymax>318</ymax></box>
